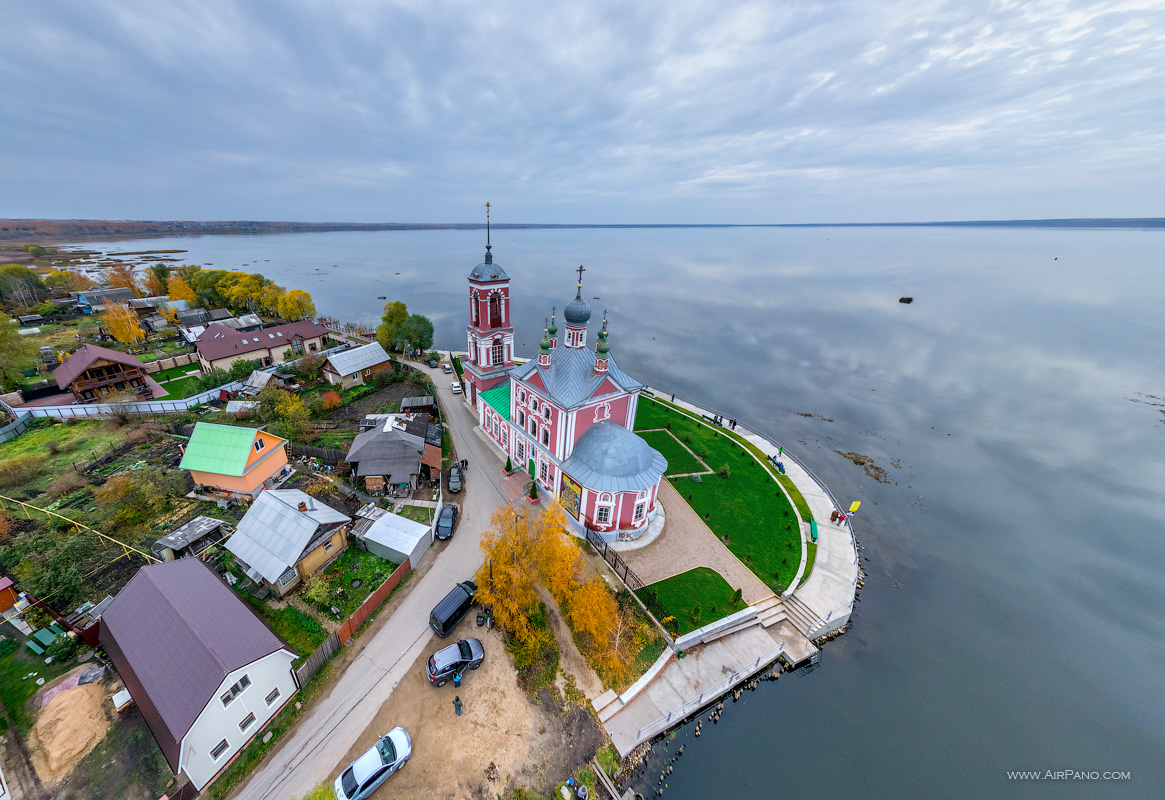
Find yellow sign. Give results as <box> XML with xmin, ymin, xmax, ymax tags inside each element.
<box><xmin>849</xmin><ymin>501</ymin><xmax>861</xmax><ymax>513</ymax></box>
<box><xmin>560</xmin><ymin>473</ymin><xmax>582</xmax><ymax>519</ymax></box>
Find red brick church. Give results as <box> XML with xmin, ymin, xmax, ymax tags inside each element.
<box><xmin>464</xmin><ymin>240</ymin><xmax>667</xmax><ymax>542</ymax></box>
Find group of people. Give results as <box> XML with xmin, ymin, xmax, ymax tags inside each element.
<box><xmin>712</xmin><ymin>414</ymin><xmax>739</xmax><ymax>430</ymax></box>
<box><xmin>829</xmin><ymin>509</ymin><xmax>848</xmax><ymax>526</ymax></box>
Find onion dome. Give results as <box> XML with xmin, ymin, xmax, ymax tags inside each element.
<box><xmin>547</xmin><ymin>309</ymin><xmax>558</xmax><ymax>337</ymax></box>
<box><xmin>564</xmin><ymin>278</ymin><xmax>591</xmax><ymax>325</ymax></box>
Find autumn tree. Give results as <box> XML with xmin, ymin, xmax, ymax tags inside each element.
<box><xmin>166</xmin><ymin>274</ymin><xmax>197</xmax><ymax>304</ymax></box>
<box><xmin>567</xmin><ymin>576</ymin><xmax>619</xmax><ymax>650</ymax></box>
<box><xmin>399</xmin><ymin>313</ymin><xmax>435</xmax><ymax>353</ymax></box>
<box><xmin>44</xmin><ymin>268</ymin><xmax>94</xmax><ymax>292</ymax></box>
<box><xmin>279</xmin><ymin>288</ymin><xmax>316</xmax><ymax>321</ymax></box>
<box><xmin>148</xmin><ymin>263</ymin><xmax>170</xmax><ymax>294</ymax></box>
<box><xmin>0</xmin><ymin>264</ymin><xmax>47</xmax><ymax>305</ymax></box>
<box><xmin>103</xmin><ymin>302</ymin><xmax>145</xmax><ymax>345</ymax></box>
<box><xmin>376</xmin><ymin>301</ymin><xmax>409</xmax><ymax>352</ymax></box>
<box><xmin>256</xmin><ymin>385</ymin><xmax>311</xmax><ymax>440</ymax></box>
<box><xmin>0</xmin><ymin>319</ymin><xmax>36</xmax><ymax>390</ymax></box>
<box><xmin>106</xmin><ymin>263</ymin><xmax>142</xmax><ymax>295</ymax></box>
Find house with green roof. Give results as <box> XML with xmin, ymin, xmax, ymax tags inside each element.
<box><xmin>179</xmin><ymin>423</ymin><xmax>291</xmax><ymax>497</ymax></box>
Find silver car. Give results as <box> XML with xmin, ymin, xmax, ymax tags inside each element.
<box><xmin>334</xmin><ymin>728</ymin><xmax>411</xmax><ymax>800</ymax></box>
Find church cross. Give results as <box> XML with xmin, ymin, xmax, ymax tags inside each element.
<box><xmin>576</xmin><ymin>264</ymin><xmax>586</xmax><ymax>286</ymax></box>
<box><xmin>485</xmin><ymin>202</ymin><xmax>491</xmax><ymax>247</ymax></box>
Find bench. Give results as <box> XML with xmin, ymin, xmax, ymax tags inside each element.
<box><xmin>26</xmin><ymin>639</ymin><xmax>45</xmax><ymax>655</ymax></box>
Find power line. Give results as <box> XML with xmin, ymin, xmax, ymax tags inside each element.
<box><xmin>0</xmin><ymin>493</ymin><xmax>159</xmax><ymax>563</ymax></box>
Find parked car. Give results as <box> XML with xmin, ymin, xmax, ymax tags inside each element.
<box><xmin>442</xmin><ymin>363</ymin><xmax>453</xmax><ymax>373</ymax></box>
<box><xmin>451</xmin><ymin>381</ymin><xmax>463</xmax><ymax>394</ymax></box>
<box><xmin>425</xmin><ymin>358</ymin><xmax>438</xmax><ymax>368</ymax></box>
<box><xmin>334</xmin><ymin>728</ymin><xmax>411</xmax><ymax>800</ymax></box>
<box><xmin>435</xmin><ymin>503</ymin><xmax>459</xmax><ymax>540</ymax></box>
<box><xmin>430</xmin><ymin>580</ymin><xmax>477</xmax><ymax>637</ymax></box>
<box><xmin>447</xmin><ymin>465</ymin><xmax>463</xmax><ymax>493</ymax></box>
<box><xmin>426</xmin><ymin>637</ymin><xmax>484</xmax><ymax>686</ymax></box>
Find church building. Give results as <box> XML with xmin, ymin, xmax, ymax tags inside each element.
<box><xmin>464</xmin><ymin>239</ymin><xmax>667</xmax><ymax>542</ymax></box>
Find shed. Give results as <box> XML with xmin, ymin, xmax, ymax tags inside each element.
<box><xmin>151</xmin><ymin>516</ymin><xmax>234</xmax><ymax>561</ymax></box>
<box><xmin>356</xmin><ymin>510</ymin><xmax>431</xmax><ymax>566</ymax></box>
<box><xmin>400</xmin><ymin>396</ymin><xmax>436</xmax><ymax>414</ymax></box>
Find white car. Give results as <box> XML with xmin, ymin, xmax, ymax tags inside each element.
<box><xmin>451</xmin><ymin>381</ymin><xmax>463</xmax><ymax>394</ymax></box>
<box><xmin>334</xmin><ymin>728</ymin><xmax>411</xmax><ymax>800</ymax></box>
<box><xmin>441</xmin><ymin>363</ymin><xmax>453</xmax><ymax>374</ymax></box>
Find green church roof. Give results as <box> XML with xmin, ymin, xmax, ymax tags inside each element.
<box><xmin>479</xmin><ymin>384</ymin><xmax>511</xmax><ymax>421</ymax></box>
<box><xmin>179</xmin><ymin>423</ymin><xmax>280</xmax><ymax>476</ymax></box>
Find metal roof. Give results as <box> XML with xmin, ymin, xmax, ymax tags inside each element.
<box><xmin>560</xmin><ymin>421</ymin><xmax>667</xmax><ymax>493</ymax></box>
<box><xmin>52</xmin><ymin>344</ymin><xmax>150</xmax><ymax>389</ymax></box>
<box><xmin>100</xmin><ymin>559</ymin><xmax>291</xmax><ymax>772</ymax></box>
<box><xmin>479</xmin><ymin>384</ymin><xmax>511</xmax><ymax>419</ymax></box>
<box><xmin>179</xmin><ymin>423</ymin><xmax>284</xmax><ymax>476</ymax></box>
<box><xmin>226</xmin><ymin>490</ymin><xmax>349</xmax><ymax>584</ymax></box>
<box><xmin>195</xmin><ymin>320</ymin><xmax>327</xmax><ymax>363</ymax></box>
<box><xmin>358</xmin><ymin>511</ymin><xmax>430</xmax><ymax>558</ymax></box>
<box><xmin>73</xmin><ymin>287</ymin><xmax>136</xmax><ymax>306</ymax></box>
<box><xmin>511</xmin><ymin>345</ymin><xmax>643</xmax><ymax>409</ymax></box>
<box><xmin>326</xmin><ymin>342</ymin><xmax>391</xmax><ymax>376</ymax></box>
<box><xmin>468</xmin><ymin>249</ymin><xmax>509</xmax><ymax>282</ymax></box>
<box><xmin>400</xmin><ymin>395</ymin><xmax>434</xmax><ymax>409</ymax></box>
<box><xmin>152</xmin><ymin>516</ymin><xmax>232</xmax><ymax>554</ymax></box>
<box><xmin>345</xmin><ymin>422</ymin><xmax>425</xmax><ymax>481</ymax></box>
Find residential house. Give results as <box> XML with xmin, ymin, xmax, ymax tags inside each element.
<box><xmin>225</xmin><ymin>490</ymin><xmax>350</xmax><ymax>597</ymax></box>
<box><xmin>100</xmin><ymin>559</ymin><xmax>297</xmax><ymax>791</ymax></box>
<box><xmin>321</xmin><ymin>342</ymin><xmax>392</xmax><ymax>389</ymax></box>
<box><xmin>16</xmin><ymin>314</ymin><xmax>44</xmax><ymax>327</ymax></box>
<box><xmin>151</xmin><ymin>517</ymin><xmax>235</xmax><ymax>561</ymax></box>
<box><xmin>345</xmin><ymin>415</ymin><xmax>440</xmax><ymax>495</ymax></box>
<box><xmin>400</xmin><ymin>395</ymin><xmax>436</xmax><ymax>416</ymax></box>
<box><xmin>0</xmin><ymin>576</ymin><xmax>18</xmax><ymax>614</ymax></box>
<box><xmin>194</xmin><ymin>320</ymin><xmax>328</xmax><ymax>372</ymax></box>
<box><xmin>352</xmin><ymin>504</ymin><xmax>431</xmax><ymax>567</ymax></box>
<box><xmin>53</xmin><ymin>344</ymin><xmax>164</xmax><ymax>403</ymax></box>
<box><xmin>216</xmin><ymin>314</ymin><xmax>264</xmax><ymax>332</ymax></box>
<box><xmin>128</xmin><ymin>296</ymin><xmax>190</xmax><ymax>317</ymax></box>
<box><xmin>179</xmin><ymin>423</ymin><xmax>291</xmax><ymax>497</ymax></box>
<box><xmin>71</xmin><ymin>287</ymin><xmax>138</xmax><ymax>313</ymax></box>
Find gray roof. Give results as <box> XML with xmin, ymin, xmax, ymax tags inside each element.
<box><xmin>100</xmin><ymin>559</ymin><xmax>291</xmax><ymax>772</ymax></box>
<box><xmin>218</xmin><ymin>313</ymin><xmax>264</xmax><ymax>330</ymax></box>
<box><xmin>128</xmin><ymin>295</ymin><xmax>169</xmax><ymax>309</ymax></box>
<box><xmin>359</xmin><ymin>511</ymin><xmax>430</xmax><ymax>555</ymax></box>
<box><xmin>325</xmin><ymin>342</ymin><xmax>390</xmax><ymax>376</ymax></box>
<box><xmin>73</xmin><ymin>287</ymin><xmax>136</xmax><ymax>306</ymax></box>
<box><xmin>400</xmin><ymin>395</ymin><xmax>434</xmax><ymax>409</ymax></box>
<box><xmin>177</xmin><ymin>309</ymin><xmax>209</xmax><ymax>326</ymax></box>
<box><xmin>152</xmin><ymin>516</ymin><xmax>232</xmax><ymax>555</ymax></box>
<box><xmin>468</xmin><ymin>249</ymin><xmax>509</xmax><ymax>282</ymax></box>
<box><xmin>560</xmin><ymin>421</ymin><xmax>667</xmax><ymax>493</ymax></box>
<box><xmin>512</xmin><ymin>345</ymin><xmax>643</xmax><ymax>409</ymax></box>
<box><xmin>244</xmin><ymin>370</ymin><xmax>273</xmax><ymax>391</ymax></box>
<box><xmin>207</xmin><ymin>308</ymin><xmax>234</xmax><ymax>320</ymax></box>
<box><xmin>345</xmin><ymin>422</ymin><xmax>424</xmax><ymax>482</ymax></box>
<box><xmin>226</xmin><ymin>490</ymin><xmax>349</xmax><ymax>584</ymax></box>
<box><xmin>563</xmin><ymin>290</ymin><xmax>591</xmax><ymax>325</ymax></box>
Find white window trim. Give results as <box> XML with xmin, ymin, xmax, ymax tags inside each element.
<box><xmin>211</xmin><ymin>738</ymin><xmax>231</xmax><ymax>761</ymax></box>
<box><xmin>253</xmin><ymin>438</ymin><xmax>265</xmax><ymax>453</ymax></box>
<box><xmin>239</xmin><ymin>711</ymin><xmax>256</xmax><ymax>732</ymax></box>
<box><xmin>265</xmin><ymin>687</ymin><xmax>281</xmax><ymax>706</ymax></box>
<box><xmin>277</xmin><ymin>567</ymin><xmax>298</xmax><ymax>588</ymax></box>
<box><xmin>596</xmin><ymin>506</ymin><xmax>611</xmax><ymax>524</ymax></box>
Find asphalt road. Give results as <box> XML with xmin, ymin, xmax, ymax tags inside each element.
<box><xmin>232</xmin><ymin>365</ymin><xmax>506</xmax><ymax>800</ymax></box>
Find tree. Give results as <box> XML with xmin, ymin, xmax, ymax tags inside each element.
<box><xmin>256</xmin><ymin>385</ymin><xmax>311</xmax><ymax>440</ymax></box>
<box><xmin>144</xmin><ymin>270</ymin><xmax>167</xmax><ymax>297</ymax></box>
<box><xmin>320</xmin><ymin>391</ymin><xmax>342</xmax><ymax>411</ymax></box>
<box><xmin>376</xmin><ymin>301</ymin><xmax>409</xmax><ymax>352</ymax></box>
<box><xmin>568</xmin><ymin>577</ymin><xmax>619</xmax><ymax>648</ymax></box>
<box><xmin>103</xmin><ymin>302</ymin><xmax>145</xmax><ymax>345</ymax></box>
<box><xmin>279</xmin><ymin>289</ymin><xmax>316</xmax><ymax>321</ymax></box>
<box><xmin>0</xmin><ymin>320</ymin><xmax>35</xmax><ymax>390</ymax></box>
<box><xmin>0</xmin><ymin>264</ymin><xmax>47</xmax><ymax>305</ymax></box>
<box><xmin>22</xmin><ymin>244</ymin><xmax>46</xmax><ymax>258</ymax></box>
<box><xmin>44</xmin><ymin>268</ymin><xmax>94</xmax><ymax>292</ymax></box>
<box><xmin>399</xmin><ymin>313</ymin><xmax>435</xmax><ymax>353</ymax></box>
<box><xmin>148</xmin><ymin>263</ymin><xmax>170</xmax><ymax>292</ymax></box>
<box><xmin>106</xmin><ymin>263</ymin><xmax>141</xmax><ymax>295</ymax></box>
<box><xmin>166</xmin><ymin>274</ymin><xmax>197</xmax><ymax>304</ymax></box>
<box><xmin>291</xmin><ymin>352</ymin><xmax>325</xmax><ymax>382</ymax></box>
<box><xmin>258</xmin><ymin>283</ymin><xmax>286</xmax><ymax>315</ymax></box>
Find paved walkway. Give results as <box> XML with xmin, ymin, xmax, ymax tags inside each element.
<box><xmin>620</xmin><ymin>480</ymin><xmax>773</xmax><ymax>605</ymax></box>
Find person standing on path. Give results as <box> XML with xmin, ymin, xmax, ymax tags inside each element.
<box><xmin>453</xmin><ymin>696</ymin><xmax>463</xmax><ymax>716</ymax></box>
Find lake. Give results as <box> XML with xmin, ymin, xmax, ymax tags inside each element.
<box><xmin>68</xmin><ymin>226</ymin><xmax>1165</xmax><ymax>798</ymax></box>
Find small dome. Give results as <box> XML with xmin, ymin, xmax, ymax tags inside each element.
<box><xmin>570</xmin><ymin>422</ymin><xmax>654</xmax><ymax>478</ymax></box>
<box><xmin>596</xmin><ymin>340</ymin><xmax>609</xmax><ymax>356</ymax></box>
<box><xmin>468</xmin><ymin>249</ymin><xmax>509</xmax><ymax>282</ymax></box>
<box><xmin>563</xmin><ymin>292</ymin><xmax>591</xmax><ymax>325</ymax></box>
<box><xmin>547</xmin><ymin>317</ymin><xmax>558</xmax><ymax>336</ymax></box>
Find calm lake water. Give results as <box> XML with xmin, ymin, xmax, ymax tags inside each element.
<box><xmin>70</xmin><ymin>227</ymin><xmax>1165</xmax><ymax>798</ymax></box>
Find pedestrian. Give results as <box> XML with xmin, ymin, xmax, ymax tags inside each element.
<box><xmin>830</xmin><ymin>509</ymin><xmax>839</xmax><ymax>523</ymax></box>
<box><xmin>453</xmin><ymin>670</ymin><xmax>462</xmax><ymax>688</ymax></box>
<box><xmin>671</xmin><ymin>394</ymin><xmax>675</xmax><ymax>402</ymax></box>
<box><xmin>777</xmin><ymin>446</ymin><xmax>783</xmax><ymax>457</ymax></box>
<box><xmin>837</xmin><ymin>512</ymin><xmax>846</xmax><ymax>526</ymax></box>
<box><xmin>453</xmin><ymin>695</ymin><xmax>463</xmax><ymax>716</ymax></box>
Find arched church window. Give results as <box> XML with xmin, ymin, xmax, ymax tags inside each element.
<box><xmin>543</xmin><ymin>406</ymin><xmax>551</xmax><ymax>420</ymax></box>
<box><xmin>542</xmin><ymin>428</ymin><xmax>549</xmax><ymax>446</ymax></box>
<box><xmin>489</xmin><ymin>291</ymin><xmax>503</xmax><ymax>328</ymax></box>
<box><xmin>600</xmin><ymin>493</ymin><xmax>613</xmax><ymax>503</ymax></box>
<box><xmin>471</xmin><ymin>289</ymin><xmax>478</xmax><ymax>326</ymax></box>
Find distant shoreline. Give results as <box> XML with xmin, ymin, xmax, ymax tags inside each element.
<box><xmin>2</xmin><ymin>216</ymin><xmax>1163</xmax><ymax>244</ymax></box>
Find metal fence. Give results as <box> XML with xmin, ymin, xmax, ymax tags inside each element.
<box><xmin>634</xmin><ymin>642</ymin><xmax>785</xmax><ymax>742</ymax></box>
<box><xmin>2</xmin><ymin>381</ymin><xmax>247</xmax><ymax>419</ymax></box>
<box><xmin>294</xmin><ymin>631</ymin><xmax>340</xmax><ymax>688</ymax></box>
<box><xmin>0</xmin><ymin>411</ymin><xmax>32</xmax><ymax>444</ymax></box>
<box><xmin>584</xmin><ymin>527</ymin><xmax>645</xmax><ymax>591</ymax></box>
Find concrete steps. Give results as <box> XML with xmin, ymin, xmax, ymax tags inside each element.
<box><xmin>752</xmin><ymin>596</ymin><xmax>788</xmax><ymax>628</ymax></box>
<box><xmin>593</xmin><ymin>689</ymin><xmax>625</xmax><ymax>723</ymax></box>
<box><xmin>782</xmin><ymin>593</ymin><xmax>821</xmax><ymax>634</ymax></box>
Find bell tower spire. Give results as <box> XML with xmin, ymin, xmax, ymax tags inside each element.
<box><xmin>464</xmin><ymin>203</ymin><xmax>513</xmax><ymax>408</ymax></box>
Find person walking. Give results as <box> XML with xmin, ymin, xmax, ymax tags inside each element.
<box><xmin>453</xmin><ymin>669</ymin><xmax>462</xmax><ymax>688</ymax></box>
<box><xmin>453</xmin><ymin>696</ymin><xmax>463</xmax><ymax>716</ymax></box>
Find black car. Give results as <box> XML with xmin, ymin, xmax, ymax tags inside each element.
<box><xmin>435</xmin><ymin>504</ymin><xmax>458</xmax><ymax>540</ymax></box>
<box><xmin>447</xmin><ymin>465</ymin><xmax>463</xmax><ymax>493</ymax></box>
<box><xmin>426</xmin><ymin>638</ymin><xmax>485</xmax><ymax>686</ymax></box>
<box><xmin>425</xmin><ymin>358</ymin><xmax>439</xmax><ymax>368</ymax></box>
<box><xmin>430</xmin><ymin>580</ymin><xmax>477</xmax><ymax>637</ymax></box>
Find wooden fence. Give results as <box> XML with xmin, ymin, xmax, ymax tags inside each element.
<box><xmin>338</xmin><ymin>558</ymin><xmax>412</xmax><ymax>644</ymax></box>
<box><xmin>294</xmin><ymin>631</ymin><xmax>341</xmax><ymax>688</ymax></box>
<box><xmin>143</xmin><ymin>353</ymin><xmax>198</xmax><ymax>374</ymax></box>
<box><xmin>288</xmin><ymin>444</ymin><xmax>347</xmax><ymax>464</ymax></box>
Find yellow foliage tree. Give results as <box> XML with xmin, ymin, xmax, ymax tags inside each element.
<box><xmin>44</xmin><ymin>268</ymin><xmax>94</xmax><ymax>292</ymax></box>
<box><xmin>106</xmin><ymin>264</ymin><xmax>141</xmax><ymax>296</ymax></box>
<box><xmin>161</xmin><ymin>305</ymin><xmax>180</xmax><ymax>326</ymax></box>
<box><xmin>144</xmin><ymin>271</ymin><xmax>167</xmax><ymax>297</ymax></box>
<box><xmin>279</xmin><ymin>289</ymin><xmax>316</xmax><ymax>321</ymax></box>
<box><xmin>167</xmin><ymin>275</ymin><xmax>197</xmax><ymax>304</ymax></box>
<box><xmin>103</xmin><ymin>302</ymin><xmax>145</xmax><ymax>345</ymax></box>
<box><xmin>567</xmin><ymin>576</ymin><xmax>619</xmax><ymax>647</ymax></box>
<box><xmin>258</xmin><ymin>283</ymin><xmax>286</xmax><ymax>315</ymax></box>
<box><xmin>474</xmin><ymin>506</ymin><xmax>581</xmax><ymax>646</ymax></box>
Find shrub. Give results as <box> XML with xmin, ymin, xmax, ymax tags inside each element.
<box><xmin>717</xmin><ymin>464</ymin><xmax>731</xmax><ymax>478</ymax></box>
<box><xmin>689</xmin><ymin>602</ymin><xmax>702</xmax><ymax>624</ymax></box>
<box><xmin>698</xmin><ymin>448</ymin><xmax>709</xmax><ymax>459</ymax></box>
<box><xmin>504</xmin><ymin>456</ymin><xmax>513</xmax><ymax>473</ymax></box>
<box><xmin>45</xmin><ymin>440</ymin><xmax>60</xmax><ymax>455</ymax></box>
<box><xmin>683</xmin><ymin>434</ymin><xmax>691</xmax><ymax>443</ymax></box>
<box><xmin>730</xmin><ymin>588</ymin><xmax>743</xmax><ymax>607</ymax></box>
<box><xmin>46</xmin><ymin>471</ymin><xmax>86</xmax><ymax>497</ymax></box>
<box><xmin>0</xmin><ymin>455</ymin><xmax>42</xmax><ymax>488</ymax></box>
<box><xmin>319</xmin><ymin>391</ymin><xmax>342</xmax><ymax>411</ymax></box>
<box><xmin>302</xmin><ymin>575</ymin><xmax>331</xmax><ymax>608</ymax></box>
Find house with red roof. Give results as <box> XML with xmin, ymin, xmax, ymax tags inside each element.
<box><xmin>52</xmin><ymin>343</ymin><xmax>164</xmax><ymax>403</ymax></box>
<box><xmin>194</xmin><ymin>320</ymin><xmax>328</xmax><ymax>372</ymax></box>
<box><xmin>100</xmin><ymin>559</ymin><xmax>297</xmax><ymax>790</ymax></box>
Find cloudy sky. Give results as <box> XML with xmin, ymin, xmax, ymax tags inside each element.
<box><xmin>2</xmin><ymin>0</ymin><xmax>1163</xmax><ymax>223</ymax></box>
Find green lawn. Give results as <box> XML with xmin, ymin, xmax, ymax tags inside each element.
<box><xmin>150</xmin><ymin>364</ymin><xmax>201</xmax><ymax>382</ymax></box>
<box><xmin>397</xmin><ymin>504</ymin><xmax>433</xmax><ymax>524</ymax></box>
<box><xmin>635</xmin><ymin>429</ymin><xmax>705</xmax><ymax>475</ymax></box>
<box><xmin>153</xmin><ymin>375</ymin><xmax>203</xmax><ymax>399</ymax></box>
<box><xmin>241</xmin><ymin>596</ymin><xmax>327</xmax><ymax>660</ymax></box>
<box><xmin>307</xmin><ymin>547</ymin><xmax>398</xmax><ymax>619</ymax></box>
<box><xmin>0</xmin><ymin>638</ymin><xmax>79</xmax><ymax>733</ymax></box>
<box><xmin>637</xmin><ymin>567</ymin><xmax>748</xmax><ymax>635</ymax></box>
<box><xmin>799</xmin><ymin>541</ymin><xmax>817</xmax><ymax>587</ymax></box>
<box><xmin>634</xmin><ymin>397</ymin><xmax>804</xmax><ymax>593</ymax></box>
<box><xmin>0</xmin><ymin>418</ymin><xmax>125</xmax><ymax>494</ymax></box>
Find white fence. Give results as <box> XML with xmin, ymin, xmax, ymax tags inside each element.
<box><xmin>5</xmin><ymin>382</ymin><xmax>247</xmax><ymax>419</ymax></box>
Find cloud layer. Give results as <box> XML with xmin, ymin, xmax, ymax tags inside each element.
<box><xmin>2</xmin><ymin>0</ymin><xmax>1163</xmax><ymax>222</ymax></box>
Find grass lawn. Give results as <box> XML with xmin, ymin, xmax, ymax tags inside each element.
<box><xmin>0</xmin><ymin>638</ymin><xmax>79</xmax><ymax>734</ymax></box>
<box><xmin>635</xmin><ymin>397</ymin><xmax>804</xmax><ymax>593</ymax></box>
<box><xmin>310</xmin><ymin>548</ymin><xmax>398</xmax><ymax>618</ymax></box>
<box><xmin>152</xmin><ymin>374</ymin><xmax>203</xmax><ymax>399</ymax></box>
<box><xmin>397</xmin><ymin>504</ymin><xmax>433</xmax><ymax>525</ymax></box>
<box><xmin>638</xmin><ymin>567</ymin><xmax>748</xmax><ymax>635</ymax></box>
<box><xmin>308</xmin><ymin>428</ymin><xmax>357</xmax><ymax>450</ymax></box>
<box><xmin>150</xmin><ymin>363</ymin><xmax>201</xmax><ymax>382</ymax></box>
<box><xmin>635</xmin><ymin>429</ymin><xmax>705</xmax><ymax>475</ymax></box>
<box><xmin>0</xmin><ymin>418</ymin><xmax>125</xmax><ymax>494</ymax></box>
<box><xmin>799</xmin><ymin>541</ymin><xmax>817</xmax><ymax>587</ymax></box>
<box><xmin>240</xmin><ymin>596</ymin><xmax>327</xmax><ymax>661</ymax></box>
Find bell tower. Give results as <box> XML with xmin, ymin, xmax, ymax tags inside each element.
<box><xmin>464</xmin><ymin>203</ymin><xmax>515</xmax><ymax>407</ymax></box>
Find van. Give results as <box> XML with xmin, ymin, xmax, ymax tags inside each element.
<box><xmin>429</xmin><ymin>580</ymin><xmax>477</xmax><ymax>638</ymax></box>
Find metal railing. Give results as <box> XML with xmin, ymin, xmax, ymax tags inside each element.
<box><xmin>634</xmin><ymin>642</ymin><xmax>785</xmax><ymax>742</ymax></box>
<box><xmin>585</xmin><ymin>527</ymin><xmax>645</xmax><ymax>590</ymax></box>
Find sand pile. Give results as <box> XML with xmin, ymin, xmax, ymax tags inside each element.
<box><xmin>29</xmin><ymin>681</ymin><xmax>109</xmax><ymax>783</ymax></box>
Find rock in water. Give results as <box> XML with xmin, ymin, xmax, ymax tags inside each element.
<box><xmin>899</xmin><ymin>297</ymin><xmax>913</xmax><ymax>304</ymax></box>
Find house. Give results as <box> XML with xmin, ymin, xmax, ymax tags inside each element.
<box><xmin>400</xmin><ymin>395</ymin><xmax>436</xmax><ymax>416</ymax></box>
<box><xmin>53</xmin><ymin>344</ymin><xmax>164</xmax><ymax>403</ymax></box>
<box><xmin>71</xmin><ymin>287</ymin><xmax>138</xmax><ymax>313</ymax></box>
<box><xmin>225</xmin><ymin>490</ymin><xmax>350</xmax><ymax>597</ymax></box>
<box><xmin>179</xmin><ymin>423</ymin><xmax>291</xmax><ymax>497</ymax></box>
<box><xmin>0</xmin><ymin>576</ymin><xmax>18</xmax><ymax>614</ymax></box>
<box><xmin>345</xmin><ymin>416</ymin><xmax>429</xmax><ymax>495</ymax></box>
<box><xmin>100</xmin><ymin>559</ymin><xmax>297</xmax><ymax>791</ymax></box>
<box><xmin>151</xmin><ymin>517</ymin><xmax>235</xmax><ymax>561</ymax></box>
<box><xmin>128</xmin><ymin>296</ymin><xmax>189</xmax><ymax>317</ymax></box>
<box><xmin>321</xmin><ymin>342</ymin><xmax>392</xmax><ymax>389</ymax></box>
<box><xmin>352</xmin><ymin>504</ymin><xmax>432</xmax><ymax>567</ymax></box>
<box><xmin>194</xmin><ymin>320</ymin><xmax>328</xmax><ymax>372</ymax></box>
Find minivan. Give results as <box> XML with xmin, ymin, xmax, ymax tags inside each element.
<box><xmin>429</xmin><ymin>580</ymin><xmax>477</xmax><ymax>637</ymax></box>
